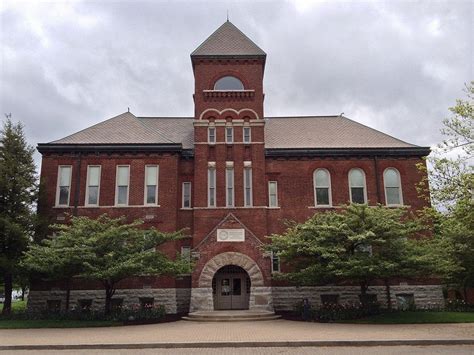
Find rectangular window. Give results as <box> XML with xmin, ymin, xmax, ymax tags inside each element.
<box><xmin>226</xmin><ymin>168</ymin><xmax>234</xmax><ymax>207</ymax></box>
<box><xmin>181</xmin><ymin>246</ymin><xmax>191</xmax><ymax>263</ymax></box>
<box><xmin>85</xmin><ymin>166</ymin><xmax>101</xmax><ymax>206</ymax></box>
<box><xmin>226</xmin><ymin>127</ymin><xmax>233</xmax><ymax>144</ymax></box>
<box><xmin>208</xmin><ymin>127</ymin><xmax>216</xmax><ymax>144</ymax></box>
<box><xmin>268</xmin><ymin>181</ymin><xmax>278</xmax><ymax>207</ymax></box>
<box><xmin>144</xmin><ymin>165</ymin><xmax>159</xmax><ymax>205</ymax></box>
<box><xmin>208</xmin><ymin>168</ymin><xmax>216</xmax><ymax>207</ymax></box>
<box><xmin>182</xmin><ymin>182</ymin><xmax>191</xmax><ymax>208</ymax></box>
<box><xmin>271</xmin><ymin>252</ymin><xmax>280</xmax><ymax>273</ymax></box>
<box><xmin>243</xmin><ymin>127</ymin><xmax>251</xmax><ymax>143</ymax></box>
<box><xmin>56</xmin><ymin>166</ymin><xmax>72</xmax><ymax>206</ymax></box>
<box><xmin>244</xmin><ymin>167</ymin><xmax>253</xmax><ymax>207</ymax></box>
<box><xmin>115</xmin><ymin>166</ymin><xmax>130</xmax><ymax>206</ymax></box>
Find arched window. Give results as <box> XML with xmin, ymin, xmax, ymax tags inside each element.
<box><xmin>384</xmin><ymin>168</ymin><xmax>403</xmax><ymax>205</ymax></box>
<box><xmin>214</xmin><ymin>76</ymin><xmax>244</xmax><ymax>90</ymax></box>
<box><xmin>314</xmin><ymin>169</ymin><xmax>331</xmax><ymax>206</ymax></box>
<box><xmin>349</xmin><ymin>168</ymin><xmax>366</xmax><ymax>204</ymax></box>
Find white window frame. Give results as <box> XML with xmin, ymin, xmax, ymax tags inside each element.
<box><xmin>182</xmin><ymin>182</ymin><xmax>192</xmax><ymax>209</ymax></box>
<box><xmin>208</xmin><ymin>127</ymin><xmax>216</xmax><ymax>144</ymax></box>
<box><xmin>55</xmin><ymin>165</ymin><xmax>72</xmax><ymax>207</ymax></box>
<box><xmin>243</xmin><ymin>126</ymin><xmax>251</xmax><ymax>144</ymax></box>
<box><xmin>271</xmin><ymin>251</ymin><xmax>281</xmax><ymax>273</ymax></box>
<box><xmin>268</xmin><ymin>181</ymin><xmax>278</xmax><ymax>207</ymax></box>
<box><xmin>226</xmin><ymin>167</ymin><xmax>234</xmax><ymax>207</ymax></box>
<box><xmin>115</xmin><ymin>165</ymin><xmax>130</xmax><ymax>206</ymax></box>
<box><xmin>348</xmin><ymin>168</ymin><xmax>367</xmax><ymax>204</ymax></box>
<box><xmin>383</xmin><ymin>168</ymin><xmax>403</xmax><ymax>206</ymax></box>
<box><xmin>208</xmin><ymin>167</ymin><xmax>216</xmax><ymax>207</ymax></box>
<box><xmin>313</xmin><ymin>168</ymin><xmax>332</xmax><ymax>207</ymax></box>
<box><xmin>244</xmin><ymin>167</ymin><xmax>253</xmax><ymax>207</ymax></box>
<box><xmin>225</xmin><ymin>127</ymin><xmax>234</xmax><ymax>144</ymax></box>
<box><xmin>144</xmin><ymin>165</ymin><xmax>159</xmax><ymax>205</ymax></box>
<box><xmin>85</xmin><ymin>165</ymin><xmax>101</xmax><ymax>207</ymax></box>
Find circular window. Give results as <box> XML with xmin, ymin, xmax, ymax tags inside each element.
<box><xmin>214</xmin><ymin>76</ymin><xmax>244</xmax><ymax>90</ymax></box>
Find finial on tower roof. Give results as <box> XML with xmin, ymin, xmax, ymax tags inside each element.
<box><xmin>226</xmin><ymin>10</ymin><xmax>229</xmax><ymax>22</ymax></box>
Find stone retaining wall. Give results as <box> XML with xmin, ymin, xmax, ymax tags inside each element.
<box><xmin>272</xmin><ymin>285</ymin><xmax>444</xmax><ymax>311</ymax></box>
<box><xmin>28</xmin><ymin>288</ymin><xmax>179</xmax><ymax>314</ymax></box>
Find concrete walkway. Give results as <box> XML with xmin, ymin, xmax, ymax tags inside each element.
<box><xmin>0</xmin><ymin>319</ymin><xmax>473</xmax><ymax>350</ymax></box>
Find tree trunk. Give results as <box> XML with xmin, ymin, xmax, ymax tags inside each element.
<box><xmin>104</xmin><ymin>282</ymin><xmax>115</xmax><ymax>315</ymax></box>
<box><xmin>20</xmin><ymin>286</ymin><xmax>25</xmax><ymax>301</ymax></box>
<box><xmin>2</xmin><ymin>273</ymin><xmax>13</xmax><ymax>315</ymax></box>
<box><xmin>384</xmin><ymin>278</ymin><xmax>392</xmax><ymax>310</ymax></box>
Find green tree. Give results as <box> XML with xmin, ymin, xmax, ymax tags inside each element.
<box><xmin>268</xmin><ymin>204</ymin><xmax>426</xmax><ymax>308</ymax></box>
<box><xmin>30</xmin><ymin>215</ymin><xmax>190</xmax><ymax>314</ymax></box>
<box><xmin>0</xmin><ymin>119</ymin><xmax>37</xmax><ymax>315</ymax></box>
<box><xmin>417</xmin><ymin>82</ymin><xmax>473</xmax><ymax>299</ymax></box>
<box><xmin>22</xmin><ymin>228</ymin><xmax>89</xmax><ymax>311</ymax></box>
<box><xmin>418</xmin><ymin>81</ymin><xmax>473</xmax><ymax>210</ymax></box>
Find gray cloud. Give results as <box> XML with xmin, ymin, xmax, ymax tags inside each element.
<box><xmin>1</xmin><ymin>0</ymin><xmax>472</xmax><ymax>167</ymax></box>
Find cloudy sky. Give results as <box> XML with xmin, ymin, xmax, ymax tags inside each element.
<box><xmin>1</xmin><ymin>0</ymin><xmax>472</xmax><ymax>166</ymax></box>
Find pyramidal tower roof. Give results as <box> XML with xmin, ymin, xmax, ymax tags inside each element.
<box><xmin>191</xmin><ymin>20</ymin><xmax>266</xmax><ymax>58</ymax></box>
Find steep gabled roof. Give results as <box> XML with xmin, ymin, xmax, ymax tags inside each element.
<box><xmin>191</xmin><ymin>21</ymin><xmax>266</xmax><ymax>58</ymax></box>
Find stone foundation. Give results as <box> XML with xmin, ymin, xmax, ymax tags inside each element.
<box><xmin>272</xmin><ymin>285</ymin><xmax>444</xmax><ymax>311</ymax></box>
<box><xmin>27</xmin><ymin>288</ymin><xmax>189</xmax><ymax>314</ymax></box>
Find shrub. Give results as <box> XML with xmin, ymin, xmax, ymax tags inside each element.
<box><xmin>293</xmin><ymin>300</ymin><xmax>381</xmax><ymax>322</ymax></box>
<box><xmin>445</xmin><ymin>299</ymin><xmax>474</xmax><ymax>312</ymax></box>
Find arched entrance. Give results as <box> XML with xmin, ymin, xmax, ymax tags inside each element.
<box><xmin>212</xmin><ymin>265</ymin><xmax>250</xmax><ymax>310</ymax></box>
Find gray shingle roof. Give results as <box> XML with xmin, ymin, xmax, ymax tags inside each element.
<box><xmin>46</xmin><ymin>113</ymin><xmax>419</xmax><ymax>150</ymax></box>
<box><xmin>191</xmin><ymin>21</ymin><xmax>266</xmax><ymax>57</ymax></box>
<box><xmin>264</xmin><ymin>116</ymin><xmax>417</xmax><ymax>149</ymax></box>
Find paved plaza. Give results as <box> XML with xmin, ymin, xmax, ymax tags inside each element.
<box><xmin>0</xmin><ymin>319</ymin><xmax>473</xmax><ymax>350</ymax></box>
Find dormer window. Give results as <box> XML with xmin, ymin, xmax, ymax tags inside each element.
<box><xmin>214</xmin><ymin>76</ymin><xmax>244</xmax><ymax>91</ymax></box>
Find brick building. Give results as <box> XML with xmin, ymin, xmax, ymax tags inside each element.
<box><xmin>31</xmin><ymin>21</ymin><xmax>443</xmax><ymax>314</ymax></box>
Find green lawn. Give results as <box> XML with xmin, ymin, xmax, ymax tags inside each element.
<box><xmin>342</xmin><ymin>311</ymin><xmax>474</xmax><ymax>324</ymax></box>
<box><xmin>0</xmin><ymin>319</ymin><xmax>120</xmax><ymax>329</ymax></box>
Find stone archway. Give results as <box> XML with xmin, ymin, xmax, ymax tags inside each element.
<box><xmin>199</xmin><ymin>252</ymin><xmax>264</xmax><ymax>288</ymax></box>
<box><xmin>189</xmin><ymin>252</ymin><xmax>273</xmax><ymax>313</ymax></box>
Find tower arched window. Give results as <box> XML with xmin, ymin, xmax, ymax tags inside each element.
<box><xmin>313</xmin><ymin>169</ymin><xmax>332</xmax><ymax>206</ymax></box>
<box><xmin>349</xmin><ymin>168</ymin><xmax>367</xmax><ymax>204</ymax></box>
<box><xmin>214</xmin><ymin>76</ymin><xmax>244</xmax><ymax>91</ymax></box>
<box><xmin>384</xmin><ymin>168</ymin><xmax>403</xmax><ymax>206</ymax></box>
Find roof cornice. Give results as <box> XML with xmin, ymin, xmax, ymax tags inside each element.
<box><xmin>37</xmin><ymin>143</ymin><xmax>183</xmax><ymax>154</ymax></box>
<box><xmin>265</xmin><ymin>147</ymin><xmax>431</xmax><ymax>158</ymax></box>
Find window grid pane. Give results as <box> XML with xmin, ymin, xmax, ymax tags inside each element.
<box><xmin>183</xmin><ymin>182</ymin><xmax>191</xmax><ymax>208</ymax></box>
<box><xmin>209</xmin><ymin>169</ymin><xmax>216</xmax><ymax>207</ymax></box>
<box><xmin>386</xmin><ymin>187</ymin><xmax>400</xmax><ymax>205</ymax></box>
<box><xmin>208</xmin><ymin>127</ymin><xmax>216</xmax><ymax>143</ymax></box>
<box><xmin>243</xmin><ymin>127</ymin><xmax>251</xmax><ymax>143</ymax></box>
<box><xmin>269</xmin><ymin>181</ymin><xmax>278</xmax><ymax>207</ymax></box>
<box><xmin>351</xmin><ymin>187</ymin><xmax>365</xmax><ymax>204</ymax></box>
<box><xmin>315</xmin><ymin>170</ymin><xmax>329</xmax><ymax>186</ymax></box>
<box><xmin>88</xmin><ymin>186</ymin><xmax>99</xmax><ymax>205</ymax></box>
<box><xmin>226</xmin><ymin>127</ymin><xmax>233</xmax><ymax>143</ymax></box>
<box><xmin>226</xmin><ymin>168</ymin><xmax>234</xmax><ymax>207</ymax></box>
<box><xmin>117</xmin><ymin>186</ymin><xmax>128</xmax><ymax>205</ymax></box>
<box><xmin>59</xmin><ymin>187</ymin><xmax>69</xmax><ymax>205</ymax></box>
<box><xmin>350</xmin><ymin>169</ymin><xmax>364</xmax><ymax>187</ymax></box>
<box><xmin>244</xmin><ymin>168</ymin><xmax>252</xmax><ymax>206</ymax></box>
<box><xmin>316</xmin><ymin>188</ymin><xmax>329</xmax><ymax>205</ymax></box>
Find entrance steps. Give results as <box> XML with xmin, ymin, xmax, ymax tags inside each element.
<box><xmin>182</xmin><ymin>310</ymin><xmax>281</xmax><ymax>322</ymax></box>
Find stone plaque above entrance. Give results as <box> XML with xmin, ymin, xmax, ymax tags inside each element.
<box><xmin>217</xmin><ymin>229</ymin><xmax>245</xmax><ymax>242</ymax></box>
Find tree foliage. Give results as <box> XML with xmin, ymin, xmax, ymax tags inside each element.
<box><xmin>0</xmin><ymin>119</ymin><xmax>37</xmax><ymax>315</ymax></box>
<box><xmin>417</xmin><ymin>82</ymin><xmax>474</xmax><ymax>295</ymax></box>
<box><xmin>26</xmin><ymin>214</ymin><xmax>191</xmax><ymax>313</ymax></box>
<box><xmin>268</xmin><ymin>204</ymin><xmax>428</xmax><ymax>305</ymax></box>
<box><xmin>418</xmin><ymin>81</ymin><xmax>473</xmax><ymax>210</ymax></box>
